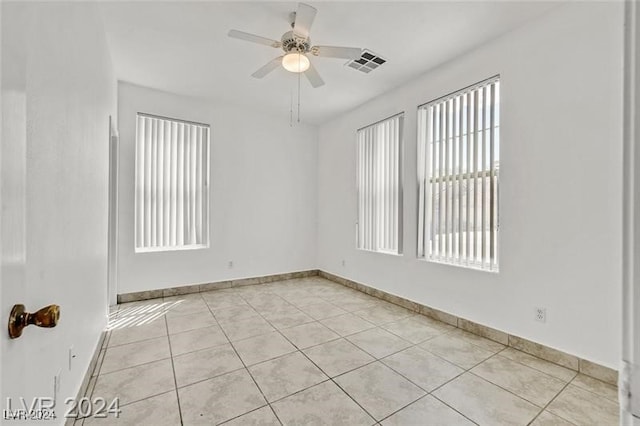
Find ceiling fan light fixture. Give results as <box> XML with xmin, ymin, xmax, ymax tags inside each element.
<box><xmin>282</xmin><ymin>52</ymin><xmax>310</xmax><ymax>73</ymax></box>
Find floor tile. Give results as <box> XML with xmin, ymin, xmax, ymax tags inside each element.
<box><xmin>83</xmin><ymin>390</ymin><xmax>180</xmax><ymax>425</ymax></box>
<box><xmin>381</xmin><ymin>395</ymin><xmax>474</xmax><ymax>426</ymax></box>
<box><xmin>222</xmin><ymin>406</ymin><xmax>280</xmax><ymax>425</ymax></box>
<box><xmin>419</xmin><ymin>334</ymin><xmax>495</xmax><ymax>369</ymax></box>
<box><xmin>212</xmin><ymin>304</ymin><xmax>260</xmax><ymax>324</ymax></box>
<box><xmin>320</xmin><ymin>313</ymin><xmax>376</xmax><ymax>336</ymax></box>
<box><xmin>334</xmin><ymin>362</ymin><xmax>425</xmax><ymax>420</ymax></box>
<box><xmin>433</xmin><ymin>373</ymin><xmax>540</xmax><ymax>425</ymax></box>
<box><xmin>346</xmin><ymin>328</ymin><xmax>411</xmax><ymax>359</ymax></box>
<box><xmin>163</xmin><ymin>296</ymin><xmax>209</xmax><ymax>317</ymax></box>
<box><xmin>93</xmin><ymin>359</ymin><xmax>175</xmax><ymax>406</ymax></box>
<box><xmin>221</xmin><ymin>316</ymin><xmax>275</xmax><ymax>341</ymax></box>
<box><xmin>301</xmin><ymin>301</ymin><xmax>347</xmax><ymax>320</ymax></box>
<box><xmin>248</xmin><ymin>351</ymin><xmax>328</xmax><ymax>402</ymax></box>
<box><xmin>263</xmin><ymin>308</ymin><xmax>315</xmax><ymax>329</ymax></box>
<box><xmin>179</xmin><ymin>369</ymin><xmax>266</xmax><ymax>425</ymax></box>
<box><xmin>447</xmin><ymin>329</ymin><xmax>506</xmax><ymax>352</ymax></box>
<box><xmin>232</xmin><ymin>331</ymin><xmax>297</xmax><ymax>366</ymax></box>
<box><xmin>249</xmin><ymin>293</ymin><xmax>293</xmax><ymax>306</ymax></box>
<box><xmin>303</xmin><ymin>338</ymin><xmax>375</xmax><ymax>377</ymax></box>
<box><xmin>166</xmin><ymin>311</ymin><xmax>217</xmax><ymax>335</ymax></box>
<box><xmin>169</xmin><ymin>325</ymin><xmax>228</xmax><ymax>356</ymax></box>
<box><xmin>331</xmin><ymin>298</ymin><xmax>379</xmax><ymax>312</ymax></box>
<box><xmin>116</xmin><ymin>300</ymin><xmax>171</xmax><ymax>319</ymax></box>
<box><xmin>499</xmin><ymin>347</ymin><xmax>577</xmax><ymax>382</ymax></box>
<box><xmin>100</xmin><ymin>336</ymin><xmax>170</xmax><ymax>374</ymax></box>
<box><xmin>273</xmin><ymin>380</ymin><xmax>375</xmax><ymax>425</ymax></box>
<box><xmin>381</xmin><ymin>346</ymin><xmax>463</xmax><ymax>391</ymax></box>
<box><xmin>471</xmin><ymin>355</ymin><xmax>566</xmax><ymax>406</ymax></box>
<box><xmin>354</xmin><ymin>304</ymin><xmax>414</xmax><ymax>325</ymax></box>
<box><xmin>202</xmin><ymin>293</ymin><xmax>247</xmax><ymax>310</ymax></box>
<box><xmin>108</xmin><ymin>318</ymin><xmax>167</xmax><ymax>347</ymax></box>
<box><xmin>286</xmin><ymin>295</ymin><xmax>327</xmax><ymax>308</ymax></box>
<box><xmin>530</xmin><ymin>410</ymin><xmax>576</xmax><ymax>426</ymax></box>
<box><xmin>547</xmin><ymin>384</ymin><xmax>619</xmax><ymax>425</ymax></box>
<box><xmin>280</xmin><ymin>322</ymin><xmax>340</xmax><ymax>349</ymax></box>
<box><xmin>173</xmin><ymin>343</ymin><xmax>244</xmax><ymax>387</ymax></box>
<box><xmin>381</xmin><ymin>316</ymin><xmax>449</xmax><ymax>344</ymax></box>
<box><xmin>571</xmin><ymin>374</ymin><xmax>618</xmax><ymax>402</ymax></box>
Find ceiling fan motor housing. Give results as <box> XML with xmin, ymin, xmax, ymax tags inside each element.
<box><xmin>281</xmin><ymin>31</ymin><xmax>310</xmax><ymax>53</ymax></box>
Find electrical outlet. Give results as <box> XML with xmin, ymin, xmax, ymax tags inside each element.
<box><xmin>534</xmin><ymin>307</ymin><xmax>547</xmax><ymax>323</ymax></box>
<box><xmin>341</xmin><ymin>259</ymin><xmax>346</xmax><ymax>267</ymax></box>
<box><xmin>228</xmin><ymin>260</ymin><xmax>233</xmax><ymax>269</ymax></box>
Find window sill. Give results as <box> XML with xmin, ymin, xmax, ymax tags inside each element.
<box><xmin>420</xmin><ymin>256</ymin><xmax>499</xmax><ymax>273</ymax></box>
<box><xmin>135</xmin><ymin>244</ymin><xmax>209</xmax><ymax>254</ymax></box>
<box><xmin>357</xmin><ymin>248</ymin><xmax>403</xmax><ymax>257</ymax></box>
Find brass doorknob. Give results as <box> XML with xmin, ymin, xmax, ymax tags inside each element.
<box><xmin>8</xmin><ymin>304</ymin><xmax>60</xmax><ymax>339</ymax></box>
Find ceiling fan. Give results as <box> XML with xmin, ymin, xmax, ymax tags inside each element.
<box><xmin>228</xmin><ymin>3</ymin><xmax>363</xmax><ymax>88</ymax></box>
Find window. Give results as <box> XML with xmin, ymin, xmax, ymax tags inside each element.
<box><xmin>417</xmin><ymin>77</ymin><xmax>500</xmax><ymax>271</ymax></box>
<box><xmin>356</xmin><ymin>113</ymin><xmax>403</xmax><ymax>254</ymax></box>
<box><xmin>135</xmin><ymin>113</ymin><xmax>210</xmax><ymax>252</ymax></box>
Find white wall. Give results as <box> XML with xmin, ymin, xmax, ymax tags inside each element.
<box><xmin>1</xmin><ymin>1</ymin><xmax>116</xmax><ymax>421</ymax></box>
<box><xmin>317</xmin><ymin>2</ymin><xmax>623</xmax><ymax>369</ymax></box>
<box><xmin>117</xmin><ymin>83</ymin><xmax>317</xmax><ymax>294</ymax></box>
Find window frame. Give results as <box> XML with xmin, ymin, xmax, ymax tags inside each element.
<box><xmin>417</xmin><ymin>76</ymin><xmax>500</xmax><ymax>272</ymax></box>
<box><xmin>355</xmin><ymin>112</ymin><xmax>404</xmax><ymax>255</ymax></box>
<box><xmin>134</xmin><ymin>112</ymin><xmax>211</xmax><ymax>253</ymax></box>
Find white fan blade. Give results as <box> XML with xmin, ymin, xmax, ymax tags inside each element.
<box><xmin>228</xmin><ymin>30</ymin><xmax>281</xmax><ymax>48</ymax></box>
<box><xmin>293</xmin><ymin>3</ymin><xmax>317</xmax><ymax>39</ymax></box>
<box><xmin>304</xmin><ymin>61</ymin><xmax>324</xmax><ymax>88</ymax></box>
<box><xmin>251</xmin><ymin>56</ymin><xmax>284</xmax><ymax>78</ymax></box>
<box><xmin>311</xmin><ymin>45</ymin><xmax>362</xmax><ymax>59</ymax></box>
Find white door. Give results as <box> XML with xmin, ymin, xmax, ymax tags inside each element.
<box><xmin>0</xmin><ymin>45</ymin><xmax>29</xmax><ymax>410</ymax></box>
<box><xmin>1</xmin><ymin>2</ymin><xmax>115</xmax><ymax>421</ymax></box>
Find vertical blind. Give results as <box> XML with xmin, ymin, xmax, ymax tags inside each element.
<box><xmin>135</xmin><ymin>113</ymin><xmax>210</xmax><ymax>252</ymax></box>
<box><xmin>417</xmin><ymin>77</ymin><xmax>500</xmax><ymax>271</ymax></box>
<box><xmin>356</xmin><ymin>113</ymin><xmax>403</xmax><ymax>254</ymax></box>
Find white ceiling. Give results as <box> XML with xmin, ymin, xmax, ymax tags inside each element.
<box><xmin>100</xmin><ymin>1</ymin><xmax>559</xmax><ymax>125</ymax></box>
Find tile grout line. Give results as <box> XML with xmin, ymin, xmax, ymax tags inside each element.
<box><xmin>321</xmin><ymin>271</ymin><xmax>622</xmax><ymax>386</ymax></box>
<box><xmin>205</xmin><ymin>296</ymin><xmax>285</xmax><ymax>426</ymax></box>
<box><xmin>236</xmin><ymin>288</ymin><xmax>381</xmax><ymax>423</ymax></box>
<box><xmin>525</xmin><ymin>378</ymin><xmax>576</xmax><ymax>426</ymax></box>
<box><xmin>211</xmin><ymin>281</ymin><xmax>487</xmax><ymax>424</ymax></box>
<box><xmin>163</xmin><ymin>315</ymin><xmax>185</xmax><ymax>426</ymax></box>
<box><xmin>268</xmin><ymin>328</ymin><xmax>379</xmax><ymax>423</ymax></box>
<box><xmin>494</xmin><ymin>347</ymin><xmax>579</xmax><ymax>383</ymax></box>
<box><xmin>246</xmin><ymin>289</ymin><xmax>463</xmax><ymax>424</ymax></box>
<box><xmin>566</xmin><ymin>374</ymin><xmax>619</xmax><ymax>403</ymax></box>
<box><xmin>103</xmin><ymin>281</ymin><xmax>381</xmax><ymax>421</ymax></box>
<box><xmin>418</xmin><ymin>349</ymin><xmax>529</xmax><ymax>424</ymax></box>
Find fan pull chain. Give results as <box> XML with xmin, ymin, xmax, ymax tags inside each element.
<box><xmin>289</xmin><ymin>89</ymin><xmax>293</xmax><ymax>127</ymax></box>
<box><xmin>297</xmin><ymin>70</ymin><xmax>301</xmax><ymax>123</ymax></box>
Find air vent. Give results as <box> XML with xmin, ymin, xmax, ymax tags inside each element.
<box><xmin>346</xmin><ymin>49</ymin><xmax>386</xmax><ymax>73</ymax></box>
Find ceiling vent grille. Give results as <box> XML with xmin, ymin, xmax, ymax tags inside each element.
<box><xmin>346</xmin><ymin>49</ymin><xmax>386</xmax><ymax>73</ymax></box>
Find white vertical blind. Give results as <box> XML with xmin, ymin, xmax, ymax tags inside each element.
<box><xmin>417</xmin><ymin>77</ymin><xmax>500</xmax><ymax>271</ymax></box>
<box><xmin>357</xmin><ymin>114</ymin><xmax>403</xmax><ymax>254</ymax></box>
<box><xmin>135</xmin><ymin>113</ymin><xmax>210</xmax><ymax>252</ymax></box>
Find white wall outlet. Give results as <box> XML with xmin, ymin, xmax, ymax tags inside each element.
<box><xmin>534</xmin><ymin>307</ymin><xmax>547</xmax><ymax>323</ymax></box>
<box><xmin>341</xmin><ymin>259</ymin><xmax>346</xmax><ymax>267</ymax></box>
<box><xmin>228</xmin><ymin>260</ymin><xmax>233</xmax><ymax>269</ymax></box>
<box><xmin>68</xmin><ymin>345</ymin><xmax>76</xmax><ymax>371</ymax></box>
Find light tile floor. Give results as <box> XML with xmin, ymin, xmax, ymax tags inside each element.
<box><xmin>76</xmin><ymin>277</ymin><xmax>619</xmax><ymax>425</ymax></box>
